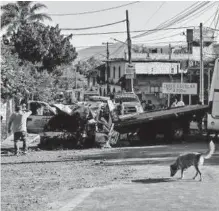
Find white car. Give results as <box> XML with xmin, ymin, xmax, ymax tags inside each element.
<box><xmin>114</xmin><ymin>92</ymin><xmax>144</xmax><ymax>115</ymax></box>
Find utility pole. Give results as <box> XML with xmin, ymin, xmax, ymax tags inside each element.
<box><xmin>126</xmin><ymin>10</ymin><xmax>132</xmax><ymax>64</ymax></box>
<box><xmin>75</xmin><ymin>64</ymin><xmax>79</xmax><ymax>89</ymax></box>
<box><xmin>102</xmin><ymin>42</ymin><xmax>113</xmax><ymax>94</ymax></box>
<box><xmin>168</xmin><ymin>44</ymin><xmax>172</xmax><ymax>60</ymax></box>
<box><xmin>126</xmin><ymin>10</ymin><xmax>133</xmax><ymax>92</ymax></box>
<box><xmin>200</xmin><ymin>23</ymin><xmax>204</xmax><ymax>105</ymax></box>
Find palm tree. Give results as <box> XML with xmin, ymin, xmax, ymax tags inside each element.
<box><xmin>1</xmin><ymin>1</ymin><xmax>52</xmax><ymax>36</ymax></box>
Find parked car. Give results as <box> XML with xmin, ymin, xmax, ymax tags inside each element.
<box><xmin>114</xmin><ymin>92</ymin><xmax>144</xmax><ymax>115</ymax></box>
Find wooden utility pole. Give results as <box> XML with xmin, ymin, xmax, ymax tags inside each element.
<box><xmin>75</xmin><ymin>64</ymin><xmax>79</xmax><ymax>89</ymax></box>
<box><xmin>126</xmin><ymin>10</ymin><xmax>132</xmax><ymax>63</ymax></box>
<box><xmin>103</xmin><ymin>42</ymin><xmax>113</xmax><ymax>94</ymax></box>
<box><xmin>168</xmin><ymin>44</ymin><xmax>172</xmax><ymax>60</ymax></box>
<box><xmin>200</xmin><ymin>23</ymin><xmax>204</xmax><ymax>104</ymax></box>
<box><xmin>126</xmin><ymin>10</ymin><xmax>133</xmax><ymax>92</ymax></box>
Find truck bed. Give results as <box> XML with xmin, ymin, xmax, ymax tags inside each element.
<box><xmin>113</xmin><ymin>105</ymin><xmax>209</xmax><ymax>132</ymax></box>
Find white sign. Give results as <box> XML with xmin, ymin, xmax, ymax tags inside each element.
<box><xmin>125</xmin><ymin>63</ymin><xmax>135</xmax><ymax>74</ymax></box>
<box><xmin>135</xmin><ymin>62</ymin><xmax>181</xmax><ymax>75</ymax></box>
<box><xmin>162</xmin><ymin>83</ymin><xmax>197</xmax><ymax>95</ymax></box>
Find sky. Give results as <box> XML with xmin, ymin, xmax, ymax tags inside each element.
<box><xmin>1</xmin><ymin>1</ymin><xmax>219</xmax><ymax>51</ymax></box>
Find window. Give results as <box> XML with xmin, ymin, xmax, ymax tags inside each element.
<box><xmin>150</xmin><ymin>86</ymin><xmax>160</xmax><ymax>93</ymax></box>
<box><xmin>118</xmin><ymin>66</ymin><xmax>121</xmax><ymax>79</ymax></box>
<box><xmin>113</xmin><ymin>66</ymin><xmax>116</xmax><ymax>79</ymax></box>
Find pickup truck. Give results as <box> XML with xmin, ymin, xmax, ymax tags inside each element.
<box><xmin>114</xmin><ymin>92</ymin><xmax>144</xmax><ymax>115</ymax></box>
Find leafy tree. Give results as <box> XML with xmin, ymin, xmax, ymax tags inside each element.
<box><xmin>1</xmin><ymin>1</ymin><xmax>51</xmax><ymax>36</ymax></box>
<box><xmin>76</xmin><ymin>57</ymin><xmax>102</xmax><ymax>76</ymax></box>
<box><xmin>1</xmin><ymin>43</ymin><xmax>38</xmax><ymax>103</ymax></box>
<box><xmin>1</xmin><ymin>43</ymin><xmax>84</xmax><ymax>103</ymax></box>
<box><xmin>12</xmin><ymin>23</ymin><xmax>77</xmax><ymax>72</ymax></box>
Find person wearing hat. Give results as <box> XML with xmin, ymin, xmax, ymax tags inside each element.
<box><xmin>8</xmin><ymin>105</ymin><xmax>32</xmax><ymax>155</ymax></box>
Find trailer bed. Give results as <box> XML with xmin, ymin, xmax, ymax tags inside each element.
<box><xmin>113</xmin><ymin>105</ymin><xmax>209</xmax><ymax>133</ymax></box>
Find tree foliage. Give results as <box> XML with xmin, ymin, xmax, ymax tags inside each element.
<box><xmin>76</xmin><ymin>57</ymin><xmax>102</xmax><ymax>76</ymax></box>
<box><xmin>1</xmin><ymin>1</ymin><xmax>51</xmax><ymax>36</ymax></box>
<box><xmin>1</xmin><ymin>43</ymin><xmax>85</xmax><ymax>103</ymax></box>
<box><xmin>12</xmin><ymin>23</ymin><xmax>77</xmax><ymax>72</ymax></box>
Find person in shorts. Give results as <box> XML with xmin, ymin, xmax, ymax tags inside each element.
<box><xmin>8</xmin><ymin>105</ymin><xmax>32</xmax><ymax>155</ymax></box>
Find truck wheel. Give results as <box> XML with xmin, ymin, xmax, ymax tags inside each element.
<box><xmin>164</xmin><ymin>122</ymin><xmax>183</xmax><ymax>143</ymax></box>
<box><xmin>171</xmin><ymin>122</ymin><xmax>184</xmax><ymax>141</ymax></box>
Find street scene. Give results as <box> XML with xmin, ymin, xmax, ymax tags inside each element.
<box><xmin>1</xmin><ymin>1</ymin><xmax>219</xmax><ymax>211</ymax></box>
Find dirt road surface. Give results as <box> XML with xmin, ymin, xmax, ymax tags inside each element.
<box><xmin>1</xmin><ymin>141</ymin><xmax>219</xmax><ymax>211</ymax></box>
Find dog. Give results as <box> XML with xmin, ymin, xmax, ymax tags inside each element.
<box><xmin>170</xmin><ymin>141</ymin><xmax>215</xmax><ymax>181</ymax></box>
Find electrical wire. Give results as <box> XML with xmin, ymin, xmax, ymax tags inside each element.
<box><xmin>62</xmin><ymin>26</ymin><xmax>195</xmax><ymax>36</ymax></box>
<box><xmin>143</xmin><ymin>1</ymin><xmax>166</xmax><ymax>26</ymax></box>
<box><xmin>61</xmin><ymin>19</ymin><xmax>125</xmax><ymax>31</ymax></box>
<box><xmin>133</xmin><ymin>40</ymin><xmax>186</xmax><ymax>45</ymax></box>
<box><xmin>133</xmin><ymin>2</ymin><xmax>209</xmax><ymax>39</ymax></box>
<box><xmin>133</xmin><ymin>2</ymin><xmax>215</xmax><ymax>44</ymax></box>
<box><xmin>49</xmin><ymin>1</ymin><xmax>140</xmax><ymax>16</ymax></box>
<box><xmin>181</xmin><ymin>2</ymin><xmax>217</xmax><ymax>26</ymax></box>
<box><xmin>133</xmin><ymin>32</ymin><xmax>182</xmax><ymax>43</ymax></box>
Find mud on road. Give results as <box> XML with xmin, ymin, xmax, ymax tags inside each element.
<box><xmin>1</xmin><ymin>142</ymin><xmax>219</xmax><ymax>211</ymax></box>
<box><xmin>1</xmin><ymin>148</ymin><xmax>136</xmax><ymax>211</ymax></box>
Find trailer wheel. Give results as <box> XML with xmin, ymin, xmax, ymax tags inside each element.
<box><xmin>164</xmin><ymin>122</ymin><xmax>183</xmax><ymax>143</ymax></box>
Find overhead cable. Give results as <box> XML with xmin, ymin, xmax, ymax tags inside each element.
<box><xmin>63</xmin><ymin>26</ymin><xmax>195</xmax><ymax>36</ymax></box>
<box><xmin>143</xmin><ymin>1</ymin><xmax>166</xmax><ymax>26</ymax></box>
<box><xmin>49</xmin><ymin>1</ymin><xmax>140</xmax><ymax>16</ymax></box>
<box><xmin>61</xmin><ymin>19</ymin><xmax>125</xmax><ymax>31</ymax></box>
<box><xmin>133</xmin><ymin>2</ymin><xmax>209</xmax><ymax>39</ymax></box>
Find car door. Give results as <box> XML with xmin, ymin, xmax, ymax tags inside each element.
<box><xmin>27</xmin><ymin>102</ymin><xmax>56</xmax><ymax>133</ymax></box>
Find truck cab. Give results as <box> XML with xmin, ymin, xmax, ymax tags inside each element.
<box><xmin>114</xmin><ymin>92</ymin><xmax>144</xmax><ymax>115</ymax></box>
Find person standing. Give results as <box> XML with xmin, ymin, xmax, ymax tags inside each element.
<box><xmin>171</xmin><ymin>98</ymin><xmax>178</xmax><ymax>108</ymax></box>
<box><xmin>8</xmin><ymin>105</ymin><xmax>32</xmax><ymax>155</ymax></box>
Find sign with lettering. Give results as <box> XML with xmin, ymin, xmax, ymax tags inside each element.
<box><xmin>162</xmin><ymin>83</ymin><xmax>197</xmax><ymax>95</ymax></box>
<box><xmin>125</xmin><ymin>64</ymin><xmax>135</xmax><ymax>79</ymax></box>
<box><xmin>135</xmin><ymin>62</ymin><xmax>181</xmax><ymax>74</ymax></box>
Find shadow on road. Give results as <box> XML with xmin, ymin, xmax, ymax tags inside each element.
<box><xmin>132</xmin><ymin>178</ymin><xmax>172</xmax><ymax>184</ymax></box>
<box><xmin>132</xmin><ymin>178</ymin><xmax>199</xmax><ymax>184</ymax></box>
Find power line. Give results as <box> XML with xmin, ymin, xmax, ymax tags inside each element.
<box><xmin>49</xmin><ymin>1</ymin><xmax>140</xmax><ymax>16</ymax></box>
<box><xmin>143</xmin><ymin>2</ymin><xmax>166</xmax><ymax>26</ymax></box>
<box><xmin>133</xmin><ymin>40</ymin><xmax>186</xmax><ymax>45</ymax></box>
<box><xmin>134</xmin><ymin>32</ymin><xmax>182</xmax><ymax>43</ymax></box>
<box><xmin>180</xmin><ymin>2</ymin><xmax>217</xmax><ymax>26</ymax></box>
<box><xmin>133</xmin><ymin>2</ymin><xmax>209</xmax><ymax>39</ymax></box>
<box><xmin>61</xmin><ymin>19</ymin><xmax>125</xmax><ymax>31</ymax></box>
<box><xmin>63</xmin><ymin>26</ymin><xmax>195</xmax><ymax>36</ymax></box>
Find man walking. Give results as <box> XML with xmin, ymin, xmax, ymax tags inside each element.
<box><xmin>8</xmin><ymin>105</ymin><xmax>32</xmax><ymax>155</ymax></box>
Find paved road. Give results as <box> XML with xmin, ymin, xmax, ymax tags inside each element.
<box><xmin>47</xmin><ymin>142</ymin><xmax>219</xmax><ymax>211</ymax></box>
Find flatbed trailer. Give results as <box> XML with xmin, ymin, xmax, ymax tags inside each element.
<box><xmin>107</xmin><ymin>100</ymin><xmax>209</xmax><ymax>142</ymax></box>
